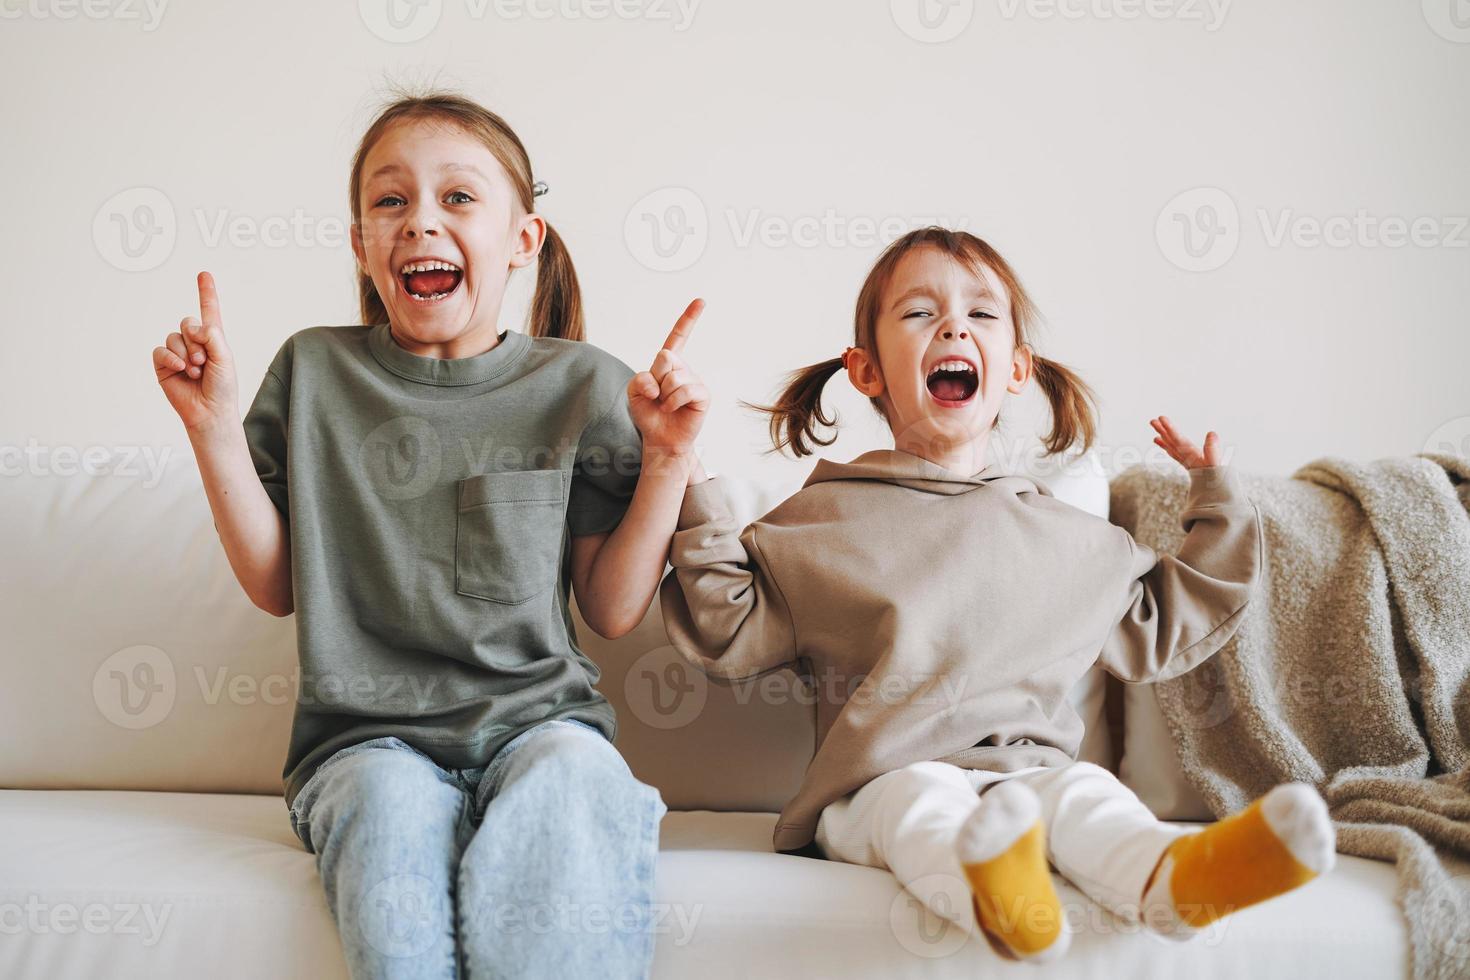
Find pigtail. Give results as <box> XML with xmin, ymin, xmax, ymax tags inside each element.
<box><xmin>1031</xmin><ymin>353</ymin><xmax>1100</xmax><ymax>456</ymax></box>
<box><xmin>742</xmin><ymin>357</ymin><xmax>848</xmax><ymax>458</ymax></box>
<box><xmin>528</xmin><ymin>222</ymin><xmax>584</xmax><ymax>342</ymax></box>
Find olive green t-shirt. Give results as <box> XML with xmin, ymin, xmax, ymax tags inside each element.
<box><xmin>241</xmin><ymin>323</ymin><xmax>641</xmax><ymax>808</ymax></box>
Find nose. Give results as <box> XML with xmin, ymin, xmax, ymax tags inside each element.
<box><xmin>404</xmin><ymin>207</ymin><xmax>439</xmax><ymax>240</ymax></box>
<box><xmin>942</xmin><ymin>327</ymin><xmax>968</xmax><ymax>340</ymax></box>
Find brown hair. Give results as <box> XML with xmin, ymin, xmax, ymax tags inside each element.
<box><xmin>746</xmin><ymin>226</ymin><xmax>1099</xmax><ymax>458</ymax></box>
<box><xmin>348</xmin><ymin>89</ymin><xmax>584</xmax><ymax>340</ymax></box>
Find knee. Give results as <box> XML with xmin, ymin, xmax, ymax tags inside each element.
<box><xmin>319</xmin><ymin>749</ymin><xmax>459</xmax><ymax>833</ymax></box>
<box><xmin>498</xmin><ymin>723</ymin><xmax>661</xmax><ymax>814</ymax></box>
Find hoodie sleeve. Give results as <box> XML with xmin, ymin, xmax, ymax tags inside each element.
<box><xmin>658</xmin><ymin>476</ymin><xmax>799</xmax><ymax>681</ymax></box>
<box><xmin>1098</xmin><ymin>465</ymin><xmax>1263</xmax><ymax>684</ymax></box>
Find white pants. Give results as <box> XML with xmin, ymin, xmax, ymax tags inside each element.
<box><xmin>814</xmin><ymin>761</ymin><xmax>1193</xmax><ymax>935</ymax></box>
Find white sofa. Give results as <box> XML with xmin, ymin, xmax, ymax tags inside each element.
<box><xmin>0</xmin><ymin>450</ymin><xmax>1411</xmax><ymax>979</ymax></box>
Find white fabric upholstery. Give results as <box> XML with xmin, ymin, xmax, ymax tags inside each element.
<box><xmin>0</xmin><ymin>792</ymin><xmax>1410</xmax><ymax>979</ymax></box>
<box><xmin>0</xmin><ymin>453</ymin><xmax>297</xmax><ymax>795</ymax></box>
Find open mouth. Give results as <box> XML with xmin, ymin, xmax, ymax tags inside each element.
<box><xmin>398</xmin><ymin>259</ymin><xmax>464</xmax><ymax>304</ymax></box>
<box><xmin>926</xmin><ymin>358</ymin><xmax>979</xmax><ymax>405</ymax></box>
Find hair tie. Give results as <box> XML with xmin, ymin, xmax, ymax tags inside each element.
<box><xmin>532</xmin><ymin>180</ymin><xmax>549</xmax><ymax>198</ymax></box>
<box><xmin>841</xmin><ymin>346</ymin><xmax>855</xmax><ymax>368</ymax></box>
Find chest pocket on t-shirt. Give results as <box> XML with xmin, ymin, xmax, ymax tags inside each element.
<box><xmin>455</xmin><ymin>469</ymin><xmax>568</xmax><ymax>604</ymax></box>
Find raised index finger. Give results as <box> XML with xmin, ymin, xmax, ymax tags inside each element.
<box><xmin>198</xmin><ymin>271</ymin><xmax>224</xmax><ymax>329</ymax></box>
<box><xmin>660</xmin><ymin>298</ymin><xmax>705</xmax><ymax>354</ymax></box>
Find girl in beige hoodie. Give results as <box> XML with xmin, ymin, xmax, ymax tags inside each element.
<box><xmin>659</xmin><ymin>228</ymin><xmax>1337</xmax><ymax>963</ymax></box>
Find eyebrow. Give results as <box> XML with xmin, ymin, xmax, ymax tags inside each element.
<box><xmin>889</xmin><ymin>283</ymin><xmax>998</xmax><ymax>312</ymax></box>
<box><xmin>366</xmin><ymin>162</ymin><xmax>489</xmax><ymax>182</ymax></box>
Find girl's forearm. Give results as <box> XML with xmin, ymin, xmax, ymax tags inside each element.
<box><xmin>188</xmin><ymin>417</ymin><xmax>294</xmax><ymax>616</ymax></box>
<box><xmin>583</xmin><ymin>448</ymin><xmax>705</xmax><ymax>637</ymax></box>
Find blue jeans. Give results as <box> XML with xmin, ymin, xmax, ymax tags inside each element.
<box><xmin>288</xmin><ymin>717</ymin><xmax>667</xmax><ymax>980</ymax></box>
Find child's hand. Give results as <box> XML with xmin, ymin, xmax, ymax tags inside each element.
<box><xmin>152</xmin><ymin>272</ymin><xmax>240</xmax><ymax>434</ymax></box>
<box><xmin>628</xmin><ymin>299</ymin><xmax>708</xmax><ymax>462</ymax></box>
<box><xmin>1150</xmin><ymin>416</ymin><xmax>1224</xmax><ymax>470</ymax></box>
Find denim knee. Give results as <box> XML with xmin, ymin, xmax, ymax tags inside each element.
<box><xmin>293</xmin><ymin>741</ymin><xmax>464</xmax><ymax>854</ymax></box>
<box><xmin>484</xmin><ymin>721</ymin><xmax>664</xmax><ymax>819</ymax></box>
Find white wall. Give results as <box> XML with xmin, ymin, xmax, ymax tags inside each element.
<box><xmin>3</xmin><ymin>0</ymin><xmax>1468</xmax><ymax>496</ymax></box>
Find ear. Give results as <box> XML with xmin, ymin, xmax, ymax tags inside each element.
<box><xmin>1007</xmin><ymin>343</ymin><xmax>1034</xmax><ymax>394</ymax></box>
<box><xmin>350</xmin><ymin>223</ymin><xmax>368</xmax><ymax>278</ymax></box>
<box><xmin>846</xmin><ymin>347</ymin><xmax>885</xmax><ymax>399</ymax></box>
<box><xmin>509</xmin><ymin>213</ymin><xmax>547</xmax><ymax>270</ymax></box>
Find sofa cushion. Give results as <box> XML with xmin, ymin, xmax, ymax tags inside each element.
<box><xmin>0</xmin><ymin>455</ymin><xmax>297</xmax><ymax>795</ymax></box>
<box><xmin>1119</xmin><ymin>685</ymin><xmax>1215</xmax><ymax>820</ymax></box>
<box><xmin>0</xmin><ymin>790</ymin><xmax>1410</xmax><ymax>979</ymax></box>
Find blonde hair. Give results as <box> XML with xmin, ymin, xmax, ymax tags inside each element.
<box><xmin>348</xmin><ymin>89</ymin><xmax>584</xmax><ymax>340</ymax></box>
<box><xmin>748</xmin><ymin>227</ymin><xmax>1098</xmax><ymax>458</ymax></box>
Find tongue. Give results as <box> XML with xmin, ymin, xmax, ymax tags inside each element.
<box><xmin>406</xmin><ymin>270</ymin><xmax>458</xmax><ymax>296</ymax></box>
<box><xmin>931</xmin><ymin>377</ymin><xmax>971</xmax><ymax>402</ymax></box>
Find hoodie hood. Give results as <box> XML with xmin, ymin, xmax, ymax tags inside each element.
<box><xmin>803</xmin><ymin>449</ymin><xmax>1053</xmax><ymax>498</ymax></box>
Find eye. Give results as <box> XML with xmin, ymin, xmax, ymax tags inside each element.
<box><xmin>970</xmin><ymin>310</ymin><xmax>998</xmax><ymax>320</ymax></box>
<box><xmin>446</xmin><ymin>190</ymin><xmax>474</xmax><ymax>204</ymax></box>
<box><xmin>902</xmin><ymin>310</ymin><xmax>933</xmax><ymax>320</ymax></box>
<box><xmin>374</xmin><ymin>194</ymin><xmax>405</xmax><ymax>208</ymax></box>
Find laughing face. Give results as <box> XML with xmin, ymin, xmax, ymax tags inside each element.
<box><xmin>847</xmin><ymin>245</ymin><xmax>1033</xmax><ymax>474</ymax></box>
<box><xmin>350</xmin><ymin>118</ymin><xmax>542</xmax><ymax>358</ymax></box>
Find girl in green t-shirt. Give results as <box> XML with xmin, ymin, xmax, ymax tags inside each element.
<box><xmin>152</xmin><ymin>89</ymin><xmax>710</xmax><ymax>979</ymax></box>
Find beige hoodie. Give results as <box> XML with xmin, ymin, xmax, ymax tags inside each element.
<box><xmin>658</xmin><ymin>450</ymin><xmax>1263</xmax><ymax>852</ymax></box>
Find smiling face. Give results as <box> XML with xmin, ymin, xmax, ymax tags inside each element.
<box><xmin>350</xmin><ymin>118</ymin><xmax>543</xmax><ymax>358</ymax></box>
<box><xmin>847</xmin><ymin>245</ymin><xmax>1033</xmax><ymax>473</ymax></box>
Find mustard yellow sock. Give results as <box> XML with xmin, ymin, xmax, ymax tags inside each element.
<box><xmin>955</xmin><ymin>780</ymin><xmax>1070</xmax><ymax>963</ymax></box>
<box><xmin>1142</xmin><ymin>782</ymin><xmax>1336</xmax><ymax>935</ymax></box>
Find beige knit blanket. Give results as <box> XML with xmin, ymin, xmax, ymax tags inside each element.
<box><xmin>1109</xmin><ymin>453</ymin><xmax>1470</xmax><ymax>980</ymax></box>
